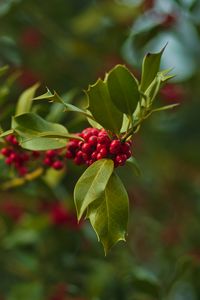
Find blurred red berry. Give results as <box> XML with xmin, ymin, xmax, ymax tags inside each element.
<box><xmin>20</xmin><ymin>27</ymin><xmax>42</xmax><ymax>50</ymax></box>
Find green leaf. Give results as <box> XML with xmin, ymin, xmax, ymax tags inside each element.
<box><xmin>12</xmin><ymin>112</ymin><xmax>68</xmax><ymax>137</ymax></box>
<box><xmin>107</xmin><ymin>65</ymin><xmax>140</xmax><ymax>115</ymax></box>
<box><xmin>86</xmin><ymin>110</ymin><xmax>102</xmax><ymax>129</ymax></box>
<box><xmin>15</xmin><ymin>83</ymin><xmax>40</xmax><ymax>116</ymax></box>
<box><xmin>74</xmin><ymin>159</ymin><xmax>114</xmax><ymax>221</ymax></box>
<box><xmin>0</xmin><ymin>65</ymin><xmax>9</xmax><ymax>77</ymax></box>
<box><xmin>140</xmin><ymin>46</ymin><xmax>166</xmax><ymax>92</ymax></box>
<box><xmin>12</xmin><ymin>113</ymin><xmax>81</xmax><ymax>150</ymax></box>
<box><xmin>87</xmin><ymin>172</ymin><xmax>129</xmax><ymax>255</ymax></box>
<box><xmin>86</xmin><ymin>79</ymin><xmax>123</xmax><ymax>133</ymax></box>
<box><xmin>151</xmin><ymin>103</ymin><xmax>179</xmax><ymax>113</ymax></box>
<box><xmin>34</xmin><ymin>88</ymin><xmax>90</xmax><ymax>118</ymax></box>
<box><xmin>143</xmin><ymin>69</ymin><xmax>176</xmax><ymax>108</ymax></box>
<box><xmin>18</xmin><ymin>136</ymin><xmax>67</xmax><ymax>151</ymax></box>
<box><xmin>0</xmin><ymin>129</ymin><xmax>14</xmax><ymax>138</ymax></box>
<box><xmin>132</xmin><ymin>267</ymin><xmax>161</xmax><ymax>298</ymax></box>
<box><xmin>126</xmin><ymin>157</ymin><xmax>141</xmax><ymax>176</ymax></box>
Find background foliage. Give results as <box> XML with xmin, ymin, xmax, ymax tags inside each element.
<box><xmin>0</xmin><ymin>0</ymin><xmax>200</xmax><ymax>299</ymax></box>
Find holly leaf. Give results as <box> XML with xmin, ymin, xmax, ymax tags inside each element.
<box><xmin>140</xmin><ymin>46</ymin><xmax>166</xmax><ymax>93</ymax></box>
<box><xmin>86</xmin><ymin>79</ymin><xmax>123</xmax><ymax>134</ymax></box>
<box><xmin>18</xmin><ymin>136</ymin><xmax>67</xmax><ymax>151</ymax></box>
<box><xmin>74</xmin><ymin>159</ymin><xmax>114</xmax><ymax>221</ymax></box>
<box><xmin>87</xmin><ymin>172</ymin><xmax>129</xmax><ymax>255</ymax></box>
<box><xmin>107</xmin><ymin>65</ymin><xmax>140</xmax><ymax>115</ymax></box>
<box><xmin>15</xmin><ymin>83</ymin><xmax>40</xmax><ymax>116</ymax></box>
<box><xmin>12</xmin><ymin>112</ymin><xmax>81</xmax><ymax>150</ymax></box>
<box><xmin>34</xmin><ymin>88</ymin><xmax>90</xmax><ymax>118</ymax></box>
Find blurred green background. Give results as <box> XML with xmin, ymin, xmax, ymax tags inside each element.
<box><xmin>0</xmin><ymin>0</ymin><xmax>200</xmax><ymax>299</ymax></box>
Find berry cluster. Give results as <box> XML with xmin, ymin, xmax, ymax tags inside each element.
<box><xmin>66</xmin><ymin>128</ymin><xmax>132</xmax><ymax>167</ymax></box>
<box><xmin>1</xmin><ymin>135</ymin><xmax>32</xmax><ymax>176</ymax></box>
<box><xmin>0</xmin><ymin>135</ymin><xmax>65</xmax><ymax>176</ymax></box>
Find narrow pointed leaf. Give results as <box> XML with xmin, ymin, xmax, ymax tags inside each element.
<box><xmin>74</xmin><ymin>159</ymin><xmax>114</xmax><ymax>221</ymax></box>
<box><xmin>15</xmin><ymin>83</ymin><xmax>40</xmax><ymax>116</ymax></box>
<box><xmin>140</xmin><ymin>46</ymin><xmax>166</xmax><ymax>92</ymax></box>
<box><xmin>107</xmin><ymin>65</ymin><xmax>140</xmax><ymax>115</ymax></box>
<box><xmin>86</xmin><ymin>79</ymin><xmax>123</xmax><ymax>133</ymax></box>
<box><xmin>34</xmin><ymin>88</ymin><xmax>90</xmax><ymax>117</ymax></box>
<box><xmin>151</xmin><ymin>103</ymin><xmax>180</xmax><ymax>112</ymax></box>
<box><xmin>87</xmin><ymin>172</ymin><xmax>129</xmax><ymax>255</ymax></box>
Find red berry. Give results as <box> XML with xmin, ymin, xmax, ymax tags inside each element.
<box><xmin>115</xmin><ymin>154</ymin><xmax>127</xmax><ymax>166</ymax></box>
<box><xmin>52</xmin><ymin>160</ymin><xmax>64</xmax><ymax>170</ymax></box>
<box><xmin>96</xmin><ymin>153</ymin><xmax>104</xmax><ymax>160</ymax></box>
<box><xmin>68</xmin><ymin>140</ymin><xmax>79</xmax><ymax>152</ymax></box>
<box><xmin>21</xmin><ymin>153</ymin><xmax>29</xmax><ymax>162</ymax></box>
<box><xmin>98</xmin><ymin>135</ymin><xmax>110</xmax><ymax>145</ymax></box>
<box><xmin>98</xmin><ymin>129</ymin><xmax>107</xmax><ymax>136</ymax></box>
<box><xmin>90</xmin><ymin>128</ymin><xmax>99</xmax><ymax>136</ymax></box>
<box><xmin>96</xmin><ymin>143</ymin><xmax>103</xmax><ymax>152</ymax></box>
<box><xmin>88</xmin><ymin>136</ymin><xmax>98</xmax><ymax>146</ymax></box>
<box><xmin>78</xmin><ymin>141</ymin><xmax>84</xmax><ymax>148</ymax></box>
<box><xmin>46</xmin><ymin>150</ymin><xmax>57</xmax><ymax>158</ymax></box>
<box><xmin>6</xmin><ymin>135</ymin><xmax>18</xmax><ymax>145</ymax></box>
<box><xmin>126</xmin><ymin>150</ymin><xmax>132</xmax><ymax>159</ymax></box>
<box><xmin>1</xmin><ymin>148</ymin><xmax>11</xmax><ymax>157</ymax></box>
<box><xmin>9</xmin><ymin>153</ymin><xmax>18</xmax><ymax>162</ymax></box>
<box><xmin>86</xmin><ymin>159</ymin><xmax>93</xmax><ymax>166</ymax></box>
<box><xmin>91</xmin><ymin>151</ymin><xmax>98</xmax><ymax>161</ymax></box>
<box><xmin>82</xmin><ymin>127</ymin><xmax>92</xmax><ymax>134</ymax></box>
<box><xmin>65</xmin><ymin>150</ymin><xmax>74</xmax><ymax>159</ymax></box>
<box><xmin>32</xmin><ymin>151</ymin><xmax>40</xmax><ymax>158</ymax></box>
<box><xmin>82</xmin><ymin>131</ymin><xmax>93</xmax><ymax>141</ymax></box>
<box><xmin>81</xmin><ymin>143</ymin><xmax>93</xmax><ymax>154</ymax></box>
<box><xmin>121</xmin><ymin>142</ymin><xmax>130</xmax><ymax>154</ymax></box>
<box><xmin>99</xmin><ymin>147</ymin><xmax>107</xmax><ymax>158</ymax></box>
<box><xmin>5</xmin><ymin>157</ymin><xmax>13</xmax><ymax>165</ymax></box>
<box><xmin>18</xmin><ymin>166</ymin><xmax>28</xmax><ymax>176</ymax></box>
<box><xmin>74</xmin><ymin>156</ymin><xmax>84</xmax><ymax>165</ymax></box>
<box><xmin>43</xmin><ymin>157</ymin><xmax>53</xmax><ymax>166</ymax></box>
<box><xmin>109</xmin><ymin>140</ymin><xmax>121</xmax><ymax>154</ymax></box>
